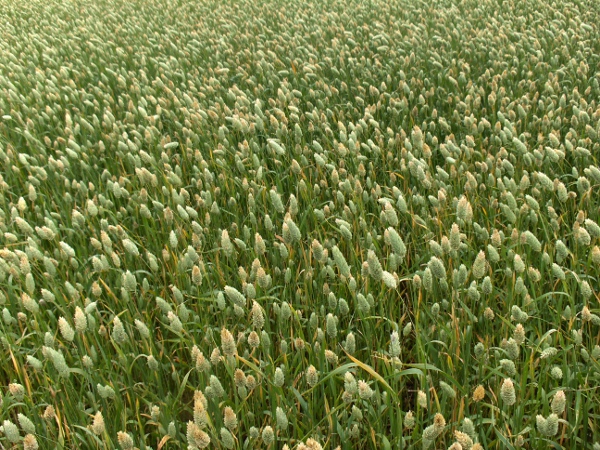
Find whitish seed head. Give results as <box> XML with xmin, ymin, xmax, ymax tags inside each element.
<box><xmin>147</xmin><ymin>355</ymin><xmax>159</xmax><ymax>371</ymax></box>
<box><xmin>23</xmin><ymin>434</ymin><xmax>39</xmax><ymax>450</ymax></box>
<box><xmin>122</xmin><ymin>270</ymin><xmax>136</xmax><ymax>292</ymax></box>
<box><xmin>592</xmin><ymin>246</ymin><xmax>600</xmax><ymax>265</ymax></box>
<box><xmin>17</xmin><ymin>413</ymin><xmax>35</xmax><ymax>434</ymax></box>
<box><xmin>514</xmin><ymin>324</ymin><xmax>525</xmax><ymax>345</ymax></box>
<box><xmin>74</xmin><ymin>307</ymin><xmax>87</xmax><ymax>332</ymax></box>
<box><xmin>550</xmin><ymin>366</ymin><xmax>563</xmax><ymax>380</ymax></box>
<box><xmin>234</xmin><ymin>369</ymin><xmax>246</xmax><ymax>388</ymax></box>
<box><xmin>472</xmin><ymin>250</ymin><xmax>487</xmax><ymax>279</ymax></box>
<box><xmin>541</xmin><ymin>413</ymin><xmax>559</xmax><ymax>437</ymax></box>
<box><xmin>513</xmin><ymin>254</ymin><xmax>525</xmax><ymax>273</ymax></box>
<box><xmin>167</xmin><ymin>311</ymin><xmax>183</xmax><ymax>332</ymax></box>
<box><xmin>423</xmin><ymin>268</ymin><xmax>433</xmax><ymax>291</ymax></box>
<box><xmin>117</xmin><ymin>431</ymin><xmax>134</xmax><ymax>449</ymax></box>
<box><xmin>306</xmin><ymin>365</ymin><xmax>318</xmax><ymax>387</ymax></box>
<box><xmin>551</xmin><ymin>390</ymin><xmax>566</xmax><ymax>415</ymax></box>
<box><xmin>358</xmin><ymin>380</ymin><xmax>373</xmax><ymax>400</ymax></box>
<box><xmin>187</xmin><ymin>421</ymin><xmax>210</xmax><ymax>448</ymax></box>
<box><xmin>344</xmin><ymin>331</ymin><xmax>356</xmax><ymax>355</ymax></box>
<box><xmin>440</xmin><ymin>380</ymin><xmax>456</xmax><ymax>398</ymax></box>
<box><xmin>246</xmin><ymin>374</ymin><xmax>257</xmax><ymax>391</ymax></box>
<box><xmin>262</xmin><ymin>426</ymin><xmax>274</xmax><ymax>445</ymax></box>
<box><xmin>112</xmin><ymin>316</ymin><xmax>127</xmax><ymax>344</ymax></box>
<box><xmin>223</xmin><ymin>406</ymin><xmax>238</xmax><ymax>431</ymax></box>
<box><xmin>134</xmin><ymin>320</ymin><xmax>150</xmax><ymax>339</ymax></box>
<box><xmin>150</xmin><ymin>405</ymin><xmax>160</xmax><ymax>422</ymax></box>
<box><xmin>351</xmin><ymin>405</ymin><xmax>363</xmax><ymax>421</ymax></box>
<box><xmin>2</xmin><ymin>420</ymin><xmax>20</xmax><ymax>443</ymax></box>
<box><xmin>220</xmin><ymin>427</ymin><xmax>235</xmax><ymax>449</ymax></box>
<box><xmin>504</xmin><ymin>338</ymin><xmax>520</xmax><ymax>360</ymax></box>
<box><xmin>417</xmin><ymin>390</ymin><xmax>428</xmax><ymax>408</ymax></box>
<box><xmin>193</xmin><ymin>392</ymin><xmax>208</xmax><ymax>427</ymax></box>
<box><xmin>58</xmin><ymin>317</ymin><xmax>75</xmax><ymax>341</ymax></box>
<box><xmin>21</xmin><ymin>293</ymin><xmax>39</xmax><ymax>314</ymax></box>
<box><xmin>405</xmin><ymin>410</ymin><xmax>415</xmax><ymax>429</ymax></box>
<box><xmin>581</xmin><ymin>280</ymin><xmax>592</xmax><ymax>300</ymax></box>
<box><xmin>462</xmin><ymin>418</ymin><xmax>475</xmax><ymax>438</ymax></box>
<box><xmin>582</xmin><ymin>305</ymin><xmax>592</xmax><ymax>322</ymax></box>
<box><xmin>43</xmin><ymin>406</ymin><xmax>56</xmax><ymax>421</ymax></box>
<box><xmin>433</xmin><ymin>413</ymin><xmax>446</xmax><ymax>430</ymax></box>
<box><xmin>91</xmin><ymin>281</ymin><xmax>102</xmax><ymax>297</ymax></box>
<box><xmin>311</xmin><ymin>239</ymin><xmax>325</xmax><ymax>262</ymax></box>
<box><xmin>276</xmin><ymin>406</ymin><xmax>288</xmax><ymax>429</ymax></box>
<box><xmin>382</xmin><ymin>270</ymin><xmax>398</xmax><ymax>288</ymax></box>
<box><xmin>326</xmin><ymin>313</ymin><xmax>337</xmax><ymax>338</ymax></box>
<box><xmin>454</xmin><ymin>430</ymin><xmax>473</xmax><ymax>449</ymax></box>
<box><xmin>257</xmin><ymin>267</ymin><xmax>270</xmax><ymax>289</ymax></box>
<box><xmin>209</xmin><ymin>375</ymin><xmax>225</xmax><ymax>398</ymax></box>
<box><xmin>221</xmin><ymin>328</ymin><xmax>237</xmax><ymax>357</ymax></box>
<box><xmin>248</xmin><ymin>331</ymin><xmax>260</xmax><ymax>348</ymax></box>
<box><xmin>8</xmin><ymin>383</ymin><xmax>25</xmax><ymax>401</ymax></box>
<box><xmin>251</xmin><ymin>301</ymin><xmax>264</xmax><ymax>329</ymax></box>
<box><xmin>501</xmin><ymin>378</ymin><xmax>516</xmax><ymax>405</ymax></box>
<box><xmin>344</xmin><ymin>372</ymin><xmax>357</xmax><ymax>394</ymax></box>
<box><xmin>332</xmin><ymin>245</ymin><xmax>351</xmax><ymax>277</ymax></box>
<box><xmin>389</xmin><ymin>331</ymin><xmax>401</xmax><ymax>357</ymax></box>
<box><xmin>367</xmin><ymin>250</ymin><xmax>383</xmax><ymax>280</ymax></box>
<box><xmin>92</xmin><ymin>411</ymin><xmax>105</xmax><ymax>435</ymax></box>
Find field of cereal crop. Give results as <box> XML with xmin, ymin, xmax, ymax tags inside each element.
<box><xmin>1</xmin><ymin>0</ymin><xmax>600</xmax><ymax>448</ymax></box>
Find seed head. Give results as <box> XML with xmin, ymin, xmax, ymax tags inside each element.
<box><xmin>251</xmin><ymin>301</ymin><xmax>264</xmax><ymax>329</ymax></box>
<box><xmin>262</xmin><ymin>426</ymin><xmax>275</xmax><ymax>445</ymax></box>
<box><xmin>8</xmin><ymin>383</ymin><xmax>25</xmax><ymax>401</ymax></box>
<box><xmin>92</xmin><ymin>411</ymin><xmax>105</xmax><ymax>435</ymax></box>
<box><xmin>367</xmin><ymin>250</ymin><xmax>383</xmax><ymax>280</ymax></box>
<box><xmin>151</xmin><ymin>406</ymin><xmax>160</xmax><ymax>422</ymax></box>
<box><xmin>332</xmin><ymin>245</ymin><xmax>351</xmax><ymax>277</ymax></box>
<box><xmin>2</xmin><ymin>420</ymin><xmax>20</xmax><ymax>443</ymax></box>
<box><xmin>117</xmin><ymin>431</ymin><xmax>134</xmax><ymax>449</ymax></box>
<box><xmin>220</xmin><ymin>428</ymin><xmax>235</xmax><ymax>449</ymax></box>
<box><xmin>500</xmin><ymin>378</ymin><xmax>516</xmax><ymax>405</ymax></box>
<box><xmin>551</xmin><ymin>390</ymin><xmax>566</xmax><ymax>415</ymax></box>
<box><xmin>58</xmin><ymin>317</ymin><xmax>75</xmax><ymax>341</ymax></box>
<box><xmin>234</xmin><ymin>369</ymin><xmax>246</xmax><ymax>388</ymax></box>
<box><xmin>358</xmin><ymin>380</ymin><xmax>373</xmax><ymax>400</ymax></box>
<box><xmin>74</xmin><ymin>307</ymin><xmax>87</xmax><ymax>332</ymax></box>
<box><xmin>43</xmin><ymin>406</ymin><xmax>56</xmax><ymax>421</ymax></box>
<box><xmin>17</xmin><ymin>413</ymin><xmax>35</xmax><ymax>434</ymax></box>
<box><xmin>417</xmin><ymin>390</ymin><xmax>428</xmax><ymax>408</ymax></box>
<box><xmin>440</xmin><ymin>380</ymin><xmax>456</xmax><ymax>398</ymax></box>
<box><xmin>221</xmin><ymin>328</ymin><xmax>237</xmax><ymax>356</ymax></box>
<box><xmin>112</xmin><ymin>316</ymin><xmax>128</xmax><ymax>344</ymax></box>
<box><xmin>454</xmin><ymin>430</ymin><xmax>473</xmax><ymax>449</ymax></box>
<box><xmin>306</xmin><ymin>365</ymin><xmax>319</xmax><ymax>387</ymax></box>
<box><xmin>23</xmin><ymin>434</ymin><xmax>39</xmax><ymax>450</ymax></box>
<box><xmin>344</xmin><ymin>332</ymin><xmax>356</xmax><ymax>355</ymax></box>
<box><xmin>473</xmin><ymin>385</ymin><xmax>485</xmax><ymax>402</ymax></box>
<box><xmin>246</xmin><ymin>374</ymin><xmax>257</xmax><ymax>391</ymax></box>
<box><xmin>326</xmin><ymin>313</ymin><xmax>337</xmax><ymax>338</ymax></box>
<box><xmin>223</xmin><ymin>406</ymin><xmax>238</xmax><ymax>431</ymax></box>
<box><xmin>472</xmin><ymin>250</ymin><xmax>487</xmax><ymax>279</ymax></box>
<box><xmin>187</xmin><ymin>421</ymin><xmax>210</xmax><ymax>448</ymax></box>
<box><xmin>389</xmin><ymin>331</ymin><xmax>401</xmax><ymax>357</ymax></box>
<box><xmin>276</xmin><ymin>406</ymin><xmax>288</xmax><ymax>429</ymax></box>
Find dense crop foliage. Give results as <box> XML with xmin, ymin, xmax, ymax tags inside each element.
<box><xmin>1</xmin><ymin>0</ymin><xmax>600</xmax><ymax>448</ymax></box>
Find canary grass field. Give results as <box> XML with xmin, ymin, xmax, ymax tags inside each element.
<box><xmin>0</xmin><ymin>0</ymin><xmax>599</xmax><ymax>448</ymax></box>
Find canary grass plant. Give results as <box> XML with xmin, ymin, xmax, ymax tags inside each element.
<box><xmin>0</xmin><ymin>0</ymin><xmax>599</xmax><ymax>448</ymax></box>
